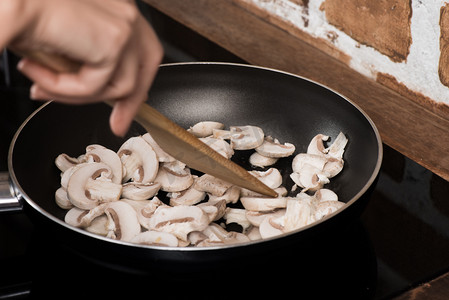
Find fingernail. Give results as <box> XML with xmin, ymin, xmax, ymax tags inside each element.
<box><xmin>17</xmin><ymin>59</ymin><xmax>25</xmax><ymax>71</ymax></box>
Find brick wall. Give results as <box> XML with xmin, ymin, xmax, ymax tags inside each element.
<box><xmin>241</xmin><ymin>0</ymin><xmax>449</xmax><ymax>118</ymax></box>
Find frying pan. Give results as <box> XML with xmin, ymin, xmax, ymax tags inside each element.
<box><xmin>1</xmin><ymin>62</ymin><xmax>382</xmax><ymax>272</ymax></box>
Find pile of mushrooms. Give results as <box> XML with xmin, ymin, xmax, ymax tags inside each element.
<box><xmin>54</xmin><ymin>121</ymin><xmax>347</xmax><ymax>247</ymax></box>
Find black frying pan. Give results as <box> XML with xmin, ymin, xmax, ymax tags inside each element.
<box><xmin>4</xmin><ymin>62</ymin><xmax>382</xmax><ymax>272</ymax></box>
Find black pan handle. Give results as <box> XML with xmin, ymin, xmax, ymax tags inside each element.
<box><xmin>0</xmin><ymin>172</ymin><xmax>23</xmax><ymax>213</ymax></box>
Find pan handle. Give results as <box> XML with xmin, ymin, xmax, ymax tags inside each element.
<box><xmin>0</xmin><ymin>172</ymin><xmax>23</xmax><ymax>213</ymax></box>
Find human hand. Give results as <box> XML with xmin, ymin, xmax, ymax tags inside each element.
<box><xmin>4</xmin><ymin>0</ymin><xmax>163</xmax><ymax>136</ymax></box>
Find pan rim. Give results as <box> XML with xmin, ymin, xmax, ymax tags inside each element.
<box><xmin>8</xmin><ymin>62</ymin><xmax>383</xmax><ymax>252</ymax></box>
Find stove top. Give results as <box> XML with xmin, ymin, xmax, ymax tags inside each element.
<box><xmin>2</xmin><ymin>50</ymin><xmax>449</xmax><ymax>299</ymax></box>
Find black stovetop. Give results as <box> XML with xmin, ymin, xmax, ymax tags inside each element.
<box><xmin>2</xmin><ymin>50</ymin><xmax>449</xmax><ymax>299</ymax></box>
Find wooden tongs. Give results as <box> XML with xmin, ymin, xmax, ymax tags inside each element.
<box><xmin>16</xmin><ymin>50</ymin><xmax>277</xmax><ymax>197</ymax></box>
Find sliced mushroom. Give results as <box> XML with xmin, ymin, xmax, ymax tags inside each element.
<box><xmin>168</xmin><ymin>179</ymin><xmax>206</xmax><ymax>206</ymax></box>
<box><xmin>67</xmin><ymin>162</ymin><xmax>122</xmax><ymax>210</ymax></box>
<box><xmin>64</xmin><ymin>203</ymin><xmax>109</xmax><ymax>228</ymax></box>
<box><xmin>283</xmin><ymin>197</ymin><xmax>316</xmax><ymax>233</ymax></box>
<box><xmin>194</xmin><ymin>174</ymin><xmax>233</xmax><ymax>197</ymax></box>
<box><xmin>197</xmin><ymin>199</ymin><xmax>227</xmax><ymax>221</ymax></box>
<box><xmin>55</xmin><ymin>187</ymin><xmax>73</xmax><ymax>209</ymax></box>
<box><xmin>229</xmin><ymin>125</ymin><xmax>264</xmax><ymax>150</ymax></box>
<box><xmin>240</xmin><ymin>196</ymin><xmax>288</xmax><ymax>212</ymax></box>
<box><xmin>307</xmin><ymin>134</ymin><xmax>329</xmax><ymax>156</ymax></box>
<box><xmin>249</xmin><ymin>152</ymin><xmax>278</xmax><ymax>168</ymax></box>
<box><xmin>314</xmin><ymin>201</ymin><xmax>345</xmax><ymax>220</ymax></box>
<box><xmin>323</xmin><ymin>157</ymin><xmax>344</xmax><ymax>178</ymax></box>
<box><xmin>249</xmin><ymin>168</ymin><xmax>283</xmax><ymax>189</ymax></box>
<box><xmin>289</xmin><ymin>164</ymin><xmax>330</xmax><ymax>192</ymax></box>
<box><xmin>130</xmin><ymin>230</ymin><xmax>179</xmax><ymax>247</ymax></box>
<box><xmin>207</xmin><ymin>185</ymin><xmax>241</xmax><ymax>204</ymax></box>
<box><xmin>212</xmin><ymin>129</ymin><xmax>231</xmax><ymax>140</ymax></box>
<box><xmin>245</xmin><ymin>208</ymin><xmax>286</xmax><ymax>227</ymax></box>
<box><xmin>142</xmin><ymin>132</ymin><xmax>176</xmax><ymax>163</ymax></box>
<box><xmin>148</xmin><ymin>205</ymin><xmax>210</xmax><ymax>242</ymax></box>
<box><xmin>105</xmin><ymin>201</ymin><xmax>141</xmax><ymax>242</ymax></box>
<box><xmin>326</xmin><ymin>132</ymin><xmax>348</xmax><ymax>159</ymax></box>
<box><xmin>199</xmin><ymin>137</ymin><xmax>234</xmax><ymax>159</ymax></box>
<box><xmin>85</xmin><ymin>215</ymin><xmax>109</xmax><ymax>236</ymax></box>
<box><xmin>224</xmin><ymin>208</ymin><xmax>251</xmax><ymax>232</ymax></box>
<box><xmin>240</xmin><ymin>186</ymin><xmax>287</xmax><ymax>198</ymax></box>
<box><xmin>197</xmin><ymin>223</ymin><xmax>250</xmax><ymax>246</ymax></box>
<box><xmin>189</xmin><ymin>121</ymin><xmax>225</xmax><ymax>138</ymax></box>
<box><xmin>55</xmin><ymin>153</ymin><xmax>83</xmax><ymax>172</ymax></box>
<box><xmin>314</xmin><ymin>188</ymin><xmax>339</xmax><ymax>202</ymax></box>
<box><xmin>259</xmin><ymin>216</ymin><xmax>284</xmax><ymax>239</ymax></box>
<box><xmin>154</xmin><ymin>163</ymin><xmax>194</xmax><ymax>192</ymax></box>
<box><xmin>85</xmin><ymin>144</ymin><xmax>123</xmax><ymax>184</ymax></box>
<box><xmin>255</xmin><ymin>136</ymin><xmax>295</xmax><ymax>158</ymax></box>
<box><xmin>292</xmin><ymin>153</ymin><xmax>327</xmax><ymax>174</ymax></box>
<box><xmin>246</xmin><ymin>226</ymin><xmax>262</xmax><ymax>241</ymax></box>
<box><xmin>118</xmin><ymin>136</ymin><xmax>158</xmax><ymax>184</ymax></box>
<box><xmin>122</xmin><ymin>182</ymin><xmax>161</xmax><ymax>201</ymax></box>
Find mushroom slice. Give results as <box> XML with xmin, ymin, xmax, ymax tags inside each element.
<box><xmin>64</xmin><ymin>203</ymin><xmax>109</xmax><ymax>228</ymax></box>
<box><xmin>326</xmin><ymin>132</ymin><xmax>348</xmax><ymax>159</ymax></box>
<box><xmin>259</xmin><ymin>216</ymin><xmax>284</xmax><ymax>239</ymax></box>
<box><xmin>85</xmin><ymin>215</ymin><xmax>109</xmax><ymax>236</ymax></box>
<box><xmin>197</xmin><ymin>199</ymin><xmax>227</xmax><ymax>221</ymax></box>
<box><xmin>199</xmin><ymin>137</ymin><xmax>234</xmax><ymax>159</ymax></box>
<box><xmin>314</xmin><ymin>188</ymin><xmax>339</xmax><ymax>202</ymax></box>
<box><xmin>240</xmin><ymin>196</ymin><xmax>288</xmax><ymax>212</ymax></box>
<box><xmin>249</xmin><ymin>152</ymin><xmax>278</xmax><ymax>168</ymax></box>
<box><xmin>246</xmin><ymin>226</ymin><xmax>262</xmax><ymax>241</ymax></box>
<box><xmin>194</xmin><ymin>174</ymin><xmax>233</xmax><ymax>197</ymax></box>
<box><xmin>245</xmin><ymin>209</ymin><xmax>286</xmax><ymax>227</ymax></box>
<box><xmin>131</xmin><ymin>231</ymin><xmax>179</xmax><ymax>247</ymax></box>
<box><xmin>168</xmin><ymin>180</ymin><xmax>206</xmax><ymax>206</ymax></box>
<box><xmin>85</xmin><ymin>145</ymin><xmax>123</xmax><ymax>184</ymax></box>
<box><xmin>314</xmin><ymin>201</ymin><xmax>345</xmax><ymax>220</ymax></box>
<box><xmin>289</xmin><ymin>164</ymin><xmax>330</xmax><ymax>192</ymax></box>
<box><xmin>55</xmin><ymin>187</ymin><xmax>73</xmax><ymax>209</ymax></box>
<box><xmin>212</xmin><ymin>129</ymin><xmax>231</xmax><ymax>140</ymax></box>
<box><xmin>55</xmin><ymin>153</ymin><xmax>83</xmax><ymax>172</ymax></box>
<box><xmin>255</xmin><ymin>136</ymin><xmax>295</xmax><ymax>158</ymax></box>
<box><xmin>224</xmin><ymin>208</ymin><xmax>251</xmax><ymax>232</ymax></box>
<box><xmin>207</xmin><ymin>185</ymin><xmax>241</xmax><ymax>204</ymax></box>
<box><xmin>189</xmin><ymin>121</ymin><xmax>225</xmax><ymax>138</ymax></box>
<box><xmin>148</xmin><ymin>205</ymin><xmax>210</xmax><ymax>242</ymax></box>
<box><xmin>67</xmin><ymin>162</ymin><xmax>122</xmax><ymax>210</ymax></box>
<box><xmin>142</xmin><ymin>133</ymin><xmax>176</xmax><ymax>163</ymax></box>
<box><xmin>154</xmin><ymin>163</ymin><xmax>194</xmax><ymax>192</ymax></box>
<box><xmin>229</xmin><ymin>125</ymin><xmax>264</xmax><ymax>150</ymax></box>
<box><xmin>292</xmin><ymin>153</ymin><xmax>327</xmax><ymax>174</ymax></box>
<box><xmin>283</xmin><ymin>197</ymin><xmax>316</xmax><ymax>233</ymax></box>
<box><xmin>307</xmin><ymin>134</ymin><xmax>330</xmax><ymax>156</ymax></box>
<box><xmin>118</xmin><ymin>136</ymin><xmax>158</xmax><ymax>184</ymax></box>
<box><xmin>122</xmin><ymin>182</ymin><xmax>161</xmax><ymax>201</ymax></box>
<box><xmin>249</xmin><ymin>168</ymin><xmax>283</xmax><ymax>189</ymax></box>
<box><xmin>105</xmin><ymin>201</ymin><xmax>141</xmax><ymax>242</ymax></box>
<box><xmin>323</xmin><ymin>157</ymin><xmax>344</xmax><ymax>178</ymax></box>
<box><xmin>197</xmin><ymin>223</ymin><xmax>250</xmax><ymax>246</ymax></box>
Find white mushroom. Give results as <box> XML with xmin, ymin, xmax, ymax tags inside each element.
<box><xmin>118</xmin><ymin>136</ymin><xmax>158</xmax><ymax>184</ymax></box>
<box><xmin>148</xmin><ymin>205</ymin><xmax>210</xmax><ymax>242</ymax></box>
<box><xmin>212</xmin><ymin>129</ymin><xmax>231</xmax><ymax>140</ymax></box>
<box><xmin>289</xmin><ymin>164</ymin><xmax>330</xmax><ymax>192</ymax></box>
<box><xmin>194</xmin><ymin>174</ymin><xmax>233</xmax><ymax>197</ymax></box>
<box><xmin>55</xmin><ymin>153</ymin><xmax>83</xmax><ymax>172</ymax></box>
<box><xmin>130</xmin><ymin>231</ymin><xmax>179</xmax><ymax>247</ymax></box>
<box><xmin>55</xmin><ymin>187</ymin><xmax>73</xmax><ymax>209</ymax></box>
<box><xmin>240</xmin><ymin>196</ymin><xmax>288</xmax><ymax>212</ymax></box>
<box><xmin>105</xmin><ymin>201</ymin><xmax>141</xmax><ymax>242</ymax></box>
<box><xmin>199</xmin><ymin>137</ymin><xmax>234</xmax><ymax>159</ymax></box>
<box><xmin>142</xmin><ymin>132</ymin><xmax>176</xmax><ymax>163</ymax></box>
<box><xmin>255</xmin><ymin>136</ymin><xmax>295</xmax><ymax>158</ymax></box>
<box><xmin>307</xmin><ymin>134</ymin><xmax>329</xmax><ymax>156</ymax></box>
<box><xmin>249</xmin><ymin>152</ymin><xmax>278</xmax><ymax>168</ymax></box>
<box><xmin>249</xmin><ymin>168</ymin><xmax>283</xmax><ymax>189</ymax></box>
<box><xmin>124</xmin><ymin>197</ymin><xmax>167</xmax><ymax>230</ymax></box>
<box><xmin>246</xmin><ymin>226</ymin><xmax>262</xmax><ymax>241</ymax></box>
<box><xmin>292</xmin><ymin>153</ymin><xmax>327</xmax><ymax>174</ymax></box>
<box><xmin>245</xmin><ymin>209</ymin><xmax>286</xmax><ymax>227</ymax></box>
<box><xmin>326</xmin><ymin>132</ymin><xmax>348</xmax><ymax>159</ymax></box>
<box><xmin>282</xmin><ymin>197</ymin><xmax>316</xmax><ymax>233</ymax></box>
<box><xmin>229</xmin><ymin>125</ymin><xmax>264</xmax><ymax>150</ymax></box>
<box><xmin>259</xmin><ymin>216</ymin><xmax>284</xmax><ymax>239</ymax></box>
<box><xmin>168</xmin><ymin>179</ymin><xmax>206</xmax><ymax>206</ymax></box>
<box><xmin>67</xmin><ymin>162</ymin><xmax>122</xmax><ymax>210</ymax></box>
<box><xmin>85</xmin><ymin>144</ymin><xmax>123</xmax><ymax>184</ymax></box>
<box><xmin>154</xmin><ymin>163</ymin><xmax>194</xmax><ymax>192</ymax></box>
<box><xmin>189</xmin><ymin>121</ymin><xmax>225</xmax><ymax>138</ymax></box>
<box><xmin>207</xmin><ymin>185</ymin><xmax>241</xmax><ymax>204</ymax></box>
<box><xmin>197</xmin><ymin>223</ymin><xmax>250</xmax><ymax>246</ymax></box>
<box><xmin>323</xmin><ymin>157</ymin><xmax>344</xmax><ymax>178</ymax></box>
<box><xmin>224</xmin><ymin>208</ymin><xmax>251</xmax><ymax>232</ymax></box>
<box><xmin>85</xmin><ymin>215</ymin><xmax>109</xmax><ymax>236</ymax></box>
<box><xmin>314</xmin><ymin>201</ymin><xmax>345</xmax><ymax>220</ymax></box>
<box><xmin>64</xmin><ymin>203</ymin><xmax>109</xmax><ymax>228</ymax></box>
<box><xmin>122</xmin><ymin>182</ymin><xmax>161</xmax><ymax>201</ymax></box>
<box><xmin>197</xmin><ymin>199</ymin><xmax>227</xmax><ymax>221</ymax></box>
<box><xmin>314</xmin><ymin>188</ymin><xmax>339</xmax><ymax>202</ymax></box>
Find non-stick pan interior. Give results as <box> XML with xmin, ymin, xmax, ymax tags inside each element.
<box><xmin>10</xmin><ymin>63</ymin><xmax>381</xmax><ymax>224</ymax></box>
